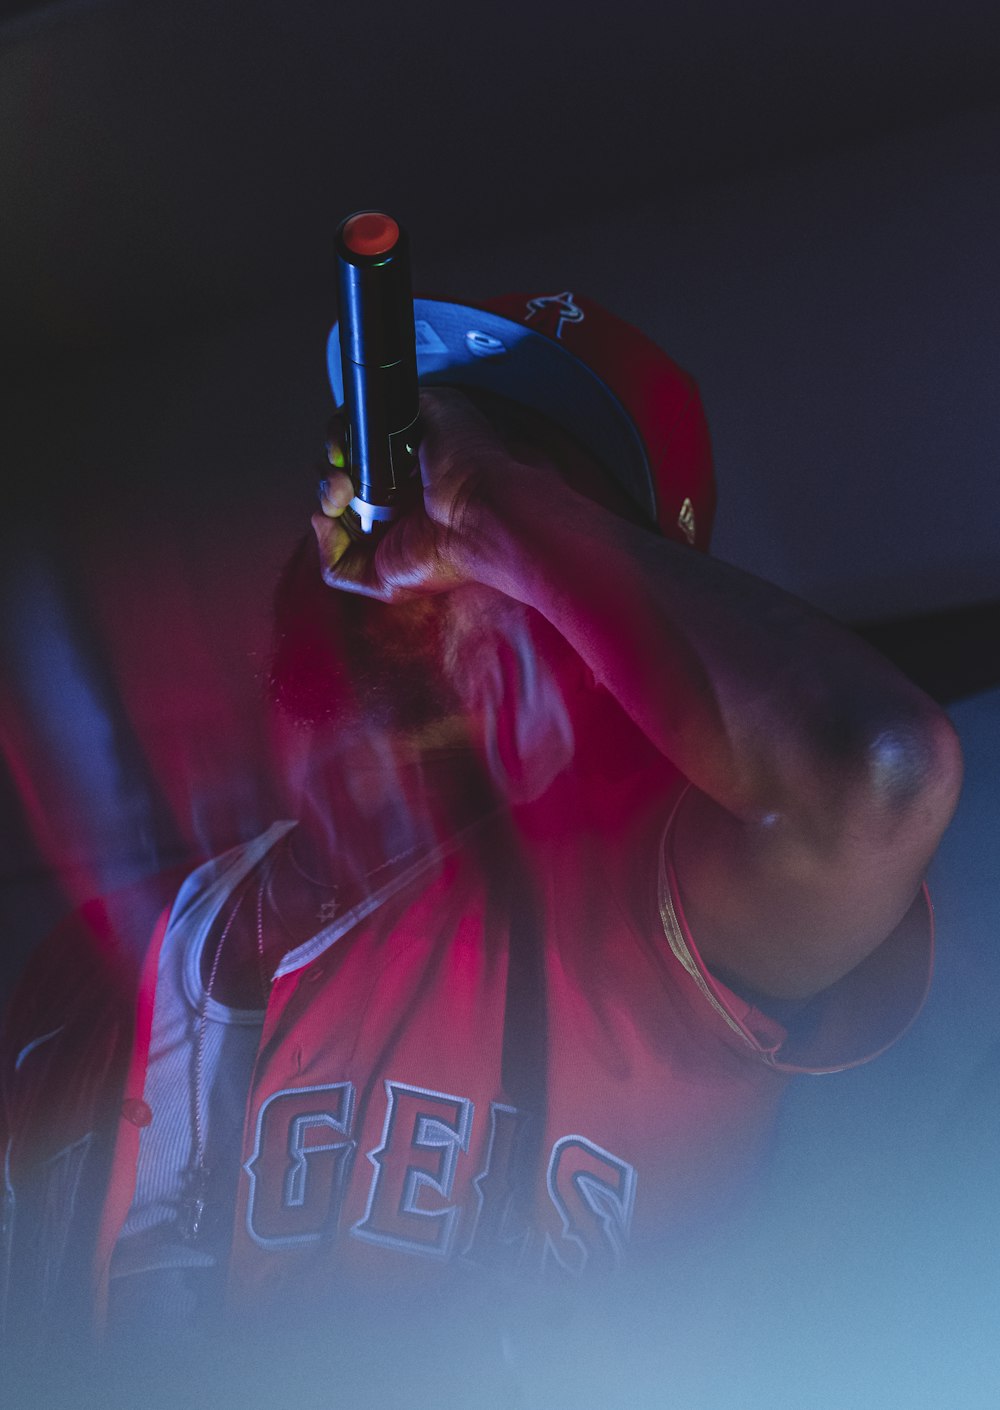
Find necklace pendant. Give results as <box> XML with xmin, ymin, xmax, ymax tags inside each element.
<box><xmin>179</xmin><ymin>1166</ymin><xmax>213</xmax><ymax>1243</ymax></box>
<box><xmin>317</xmin><ymin>897</ymin><xmax>340</xmax><ymax>926</ymax></box>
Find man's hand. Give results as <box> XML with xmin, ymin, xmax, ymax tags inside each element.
<box><xmin>312</xmin><ymin>388</ymin><xmax>550</xmax><ymax>601</ymax></box>
<box><xmin>311</xmin><ymin>382</ymin><xmax>963</xmax><ymax>1003</ymax></box>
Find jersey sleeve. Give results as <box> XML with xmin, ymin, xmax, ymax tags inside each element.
<box><xmin>656</xmin><ymin>788</ymin><xmax>934</xmax><ymax>1075</ymax></box>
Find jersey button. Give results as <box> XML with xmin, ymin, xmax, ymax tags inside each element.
<box><xmin>121</xmin><ymin>1098</ymin><xmax>153</xmax><ymax>1127</ymax></box>
<box><xmin>303</xmin><ymin>965</ymin><xmax>325</xmax><ymax>985</ymax></box>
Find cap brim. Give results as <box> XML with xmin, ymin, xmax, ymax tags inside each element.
<box><xmin>328</xmin><ymin>299</ymin><xmax>658</xmax><ymax>528</ymax></box>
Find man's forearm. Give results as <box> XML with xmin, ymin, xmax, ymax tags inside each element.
<box><xmin>463</xmin><ymin>470</ymin><xmax>956</xmax><ymax>840</ymax></box>
<box><xmin>316</xmin><ymin>387</ymin><xmax>962</xmax><ymax>997</ymax></box>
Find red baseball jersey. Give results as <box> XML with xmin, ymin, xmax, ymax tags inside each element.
<box><xmin>0</xmin><ymin>728</ymin><xmax>933</xmax><ymax>1344</ymax></box>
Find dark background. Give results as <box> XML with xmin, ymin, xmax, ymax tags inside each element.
<box><xmin>5</xmin><ymin>0</ymin><xmax>997</xmax><ymax>925</ymax></box>
<box><xmin>1</xmin><ymin>0</ymin><xmax>999</xmax><ymax>370</ymax></box>
<box><xmin>1</xmin><ymin>2</ymin><xmax>998</xmax><ymax>1402</ymax></box>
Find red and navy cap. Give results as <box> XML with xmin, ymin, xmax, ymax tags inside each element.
<box><xmin>327</xmin><ymin>290</ymin><xmax>715</xmax><ymax>551</ymax></box>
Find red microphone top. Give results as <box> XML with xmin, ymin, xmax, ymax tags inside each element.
<box><xmin>341</xmin><ymin>212</ymin><xmax>400</xmax><ymax>258</ymax></box>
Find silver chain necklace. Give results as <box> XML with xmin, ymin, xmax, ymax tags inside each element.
<box><xmin>281</xmin><ymin>829</ymin><xmax>423</xmax><ymax>927</ymax></box>
<box><xmin>178</xmin><ymin>832</ymin><xmax>425</xmax><ymax>1242</ymax></box>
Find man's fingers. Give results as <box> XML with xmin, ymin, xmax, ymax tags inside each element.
<box><xmin>320</xmin><ymin>413</ymin><xmax>353</xmax><ymax>515</ymax></box>
<box><xmin>317</xmin><ymin>469</ymin><xmax>354</xmax><ymax>517</ymax></box>
<box><xmin>325</xmin><ymin>414</ymin><xmax>348</xmax><ymax>471</ymax></box>
<box><xmin>310</xmin><ymin>511</ymin><xmax>392</xmax><ymax>599</ymax></box>
<box><xmin>311</xmin><ymin>509</ymin><xmax>352</xmax><ymax>572</ymax></box>
<box><xmin>416</xmin><ymin>387</ymin><xmax>495</xmax><ymax>466</ymax></box>
<box><xmin>417</xmin><ymin>385</ymin><xmax>491</xmax><ymax>428</ymax></box>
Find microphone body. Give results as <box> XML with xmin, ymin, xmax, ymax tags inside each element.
<box><xmin>334</xmin><ymin>212</ymin><xmax>420</xmax><ymax>536</ymax></box>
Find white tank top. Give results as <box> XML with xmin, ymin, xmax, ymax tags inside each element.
<box><xmin>109</xmin><ymin>822</ymin><xmax>294</xmax><ymax>1300</ymax></box>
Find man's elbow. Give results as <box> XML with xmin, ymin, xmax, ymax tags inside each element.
<box><xmin>857</xmin><ymin>704</ymin><xmax>963</xmax><ymax>851</ymax></box>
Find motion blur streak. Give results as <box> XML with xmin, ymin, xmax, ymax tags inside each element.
<box><xmin>0</xmin><ymin>547</ymin><xmax>158</xmax><ymax>910</ymax></box>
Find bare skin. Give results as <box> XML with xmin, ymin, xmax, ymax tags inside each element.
<box><xmin>308</xmin><ymin>387</ymin><xmax>962</xmax><ymax>1005</ymax></box>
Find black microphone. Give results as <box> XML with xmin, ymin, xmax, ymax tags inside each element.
<box><xmin>334</xmin><ymin>211</ymin><xmax>420</xmax><ymax>536</ymax></box>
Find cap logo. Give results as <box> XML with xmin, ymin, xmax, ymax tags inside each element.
<box><xmin>465</xmin><ymin>329</ymin><xmax>507</xmax><ymax>358</ymax></box>
<box><xmin>677</xmin><ymin>498</ymin><xmax>697</xmax><ymax>545</ymax></box>
<box><xmin>525</xmin><ymin>291</ymin><xmax>585</xmax><ymax>340</ymax></box>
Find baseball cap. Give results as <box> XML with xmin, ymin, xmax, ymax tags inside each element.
<box><xmin>326</xmin><ymin>290</ymin><xmax>715</xmax><ymax>552</ymax></box>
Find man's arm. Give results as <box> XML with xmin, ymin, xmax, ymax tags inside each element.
<box><xmin>314</xmin><ymin>389</ymin><xmax>963</xmax><ymax>1004</ymax></box>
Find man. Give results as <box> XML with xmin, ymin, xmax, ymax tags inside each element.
<box><xmin>0</xmin><ymin>290</ymin><xmax>961</xmax><ymax>1367</ymax></box>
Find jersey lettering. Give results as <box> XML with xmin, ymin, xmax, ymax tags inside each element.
<box><xmin>245</xmin><ymin>1082</ymin><xmax>355</xmax><ymax>1248</ymax></box>
<box><xmin>242</xmin><ymin>1077</ymin><xmax>637</xmax><ymax>1275</ymax></box>
<box><xmin>544</xmin><ymin>1135</ymin><xmax>636</xmax><ymax>1276</ymax></box>
<box><xmin>353</xmin><ymin>1081</ymin><xmax>473</xmax><ymax>1258</ymax></box>
<box><xmin>462</xmin><ymin>1102</ymin><xmax>533</xmax><ymax>1272</ymax></box>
